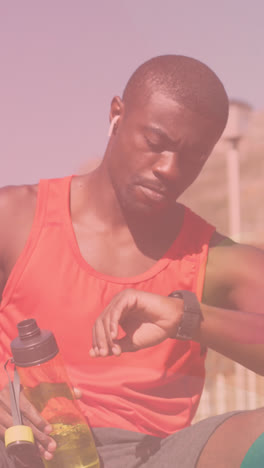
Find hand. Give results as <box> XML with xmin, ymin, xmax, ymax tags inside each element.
<box><xmin>89</xmin><ymin>289</ymin><xmax>183</xmax><ymax>357</ymax></box>
<box><xmin>0</xmin><ymin>384</ymin><xmax>56</xmax><ymax>461</ymax></box>
<box><xmin>0</xmin><ymin>385</ymin><xmax>82</xmax><ymax>461</ymax></box>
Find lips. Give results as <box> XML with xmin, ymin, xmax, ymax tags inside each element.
<box><xmin>138</xmin><ymin>182</ymin><xmax>167</xmax><ymax>196</ymax></box>
<box><xmin>137</xmin><ymin>184</ymin><xmax>168</xmax><ymax>202</ymax></box>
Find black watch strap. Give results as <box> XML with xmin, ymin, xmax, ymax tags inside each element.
<box><xmin>168</xmin><ymin>290</ymin><xmax>203</xmax><ymax>340</ymax></box>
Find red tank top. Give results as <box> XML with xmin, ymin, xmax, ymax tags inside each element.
<box><xmin>0</xmin><ymin>176</ymin><xmax>215</xmax><ymax>437</ymax></box>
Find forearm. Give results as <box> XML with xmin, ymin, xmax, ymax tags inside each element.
<box><xmin>193</xmin><ymin>304</ymin><xmax>264</xmax><ymax>375</ymax></box>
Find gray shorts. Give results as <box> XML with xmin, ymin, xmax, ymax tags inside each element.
<box><xmin>0</xmin><ymin>411</ymin><xmax>241</xmax><ymax>468</ymax></box>
<box><xmin>94</xmin><ymin>410</ymin><xmax>241</xmax><ymax>468</ymax></box>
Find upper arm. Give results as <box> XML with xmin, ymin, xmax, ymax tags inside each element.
<box><xmin>0</xmin><ymin>184</ymin><xmax>38</xmax><ymax>300</ymax></box>
<box><xmin>203</xmin><ymin>238</ymin><xmax>264</xmax><ymax>315</ymax></box>
<box><xmin>0</xmin><ymin>186</ymin><xmax>15</xmax><ymax>297</ymax></box>
<box><xmin>0</xmin><ymin>266</ymin><xmax>5</xmax><ymax>301</ymax></box>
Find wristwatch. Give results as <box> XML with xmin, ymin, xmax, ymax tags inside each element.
<box><xmin>168</xmin><ymin>290</ymin><xmax>203</xmax><ymax>340</ymax></box>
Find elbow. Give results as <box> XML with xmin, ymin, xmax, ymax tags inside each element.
<box><xmin>251</xmin><ymin>362</ymin><xmax>264</xmax><ymax>377</ymax></box>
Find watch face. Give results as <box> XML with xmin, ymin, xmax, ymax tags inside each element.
<box><xmin>169</xmin><ymin>290</ymin><xmax>202</xmax><ymax>341</ymax></box>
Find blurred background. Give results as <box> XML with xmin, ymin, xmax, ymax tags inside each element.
<box><xmin>1</xmin><ymin>1</ymin><xmax>263</xmax><ymax>420</ymax></box>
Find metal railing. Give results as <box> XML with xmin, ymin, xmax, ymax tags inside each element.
<box><xmin>193</xmin><ymin>351</ymin><xmax>264</xmax><ymax>422</ymax></box>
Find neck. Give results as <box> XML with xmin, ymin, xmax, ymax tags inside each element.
<box><xmin>73</xmin><ymin>166</ymin><xmax>184</xmax><ymax>260</ymax></box>
<box><xmin>79</xmin><ymin>163</ymin><xmax>182</xmax><ymax>232</ymax></box>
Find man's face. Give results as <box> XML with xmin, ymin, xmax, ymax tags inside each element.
<box><xmin>107</xmin><ymin>92</ymin><xmax>224</xmax><ymax>215</ymax></box>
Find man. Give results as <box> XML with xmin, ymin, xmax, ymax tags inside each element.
<box><xmin>0</xmin><ymin>55</ymin><xmax>263</xmax><ymax>468</ymax></box>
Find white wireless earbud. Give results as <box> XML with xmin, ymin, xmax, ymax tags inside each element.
<box><xmin>108</xmin><ymin>116</ymin><xmax>120</xmax><ymax>137</ymax></box>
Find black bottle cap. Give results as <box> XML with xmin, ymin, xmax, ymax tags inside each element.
<box><xmin>11</xmin><ymin>319</ymin><xmax>59</xmax><ymax>367</ymax></box>
<box><xmin>6</xmin><ymin>441</ymin><xmax>40</xmax><ymax>464</ymax></box>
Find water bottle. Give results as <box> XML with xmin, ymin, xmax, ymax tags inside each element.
<box><xmin>10</xmin><ymin>318</ymin><xmax>100</xmax><ymax>468</ymax></box>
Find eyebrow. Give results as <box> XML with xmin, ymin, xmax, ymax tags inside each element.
<box><xmin>144</xmin><ymin>125</ymin><xmax>210</xmax><ymax>155</ymax></box>
<box><xmin>143</xmin><ymin>126</ymin><xmax>178</xmax><ymax>146</ymax></box>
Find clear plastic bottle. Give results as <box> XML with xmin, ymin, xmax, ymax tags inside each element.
<box><xmin>11</xmin><ymin>319</ymin><xmax>100</xmax><ymax>468</ymax></box>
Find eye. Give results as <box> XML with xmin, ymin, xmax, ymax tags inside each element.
<box><xmin>144</xmin><ymin>136</ymin><xmax>164</xmax><ymax>153</ymax></box>
<box><xmin>180</xmin><ymin>151</ymin><xmax>207</xmax><ymax>167</ymax></box>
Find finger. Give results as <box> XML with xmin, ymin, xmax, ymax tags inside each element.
<box><xmin>0</xmin><ymin>386</ymin><xmax>56</xmax><ymax>456</ymax></box>
<box><xmin>110</xmin><ymin>290</ymin><xmax>138</xmax><ymax>332</ymax></box>
<box><xmin>0</xmin><ymin>387</ymin><xmax>12</xmax><ymax>414</ymax></box>
<box><xmin>111</xmin><ymin>342</ymin><xmax>122</xmax><ymax>356</ymax></box>
<box><xmin>90</xmin><ymin>289</ymin><xmax>137</xmax><ymax>357</ymax></box>
<box><xmin>0</xmin><ymin>407</ymin><xmax>56</xmax><ymax>455</ymax></box>
<box><xmin>94</xmin><ymin>319</ymin><xmax>110</xmax><ymax>356</ymax></box>
<box><xmin>20</xmin><ymin>393</ymin><xmax>50</xmax><ymax>433</ymax></box>
<box><xmin>37</xmin><ymin>443</ymin><xmax>45</xmax><ymax>458</ymax></box>
<box><xmin>22</xmin><ymin>415</ymin><xmax>56</xmax><ymax>453</ymax></box>
<box><xmin>114</xmin><ymin>335</ymin><xmax>138</xmax><ymax>354</ymax></box>
<box><xmin>91</xmin><ymin>323</ymin><xmax>100</xmax><ymax>357</ymax></box>
<box><xmin>107</xmin><ymin>301</ymin><xmax>125</xmax><ymax>341</ymax></box>
<box><xmin>110</xmin><ymin>315</ymin><xmax>118</xmax><ymax>340</ymax></box>
<box><xmin>89</xmin><ymin>347</ymin><xmax>96</xmax><ymax>358</ymax></box>
<box><xmin>0</xmin><ymin>414</ymin><xmax>13</xmax><ymax>439</ymax></box>
<box><xmin>106</xmin><ymin>292</ymin><xmax>136</xmax><ymax>346</ymax></box>
<box><xmin>0</xmin><ymin>424</ymin><xmax>6</xmax><ymax>439</ymax></box>
<box><xmin>98</xmin><ymin>288</ymin><xmax>135</xmax><ymax>331</ymax></box>
<box><xmin>102</xmin><ymin>313</ymin><xmax>115</xmax><ymax>352</ymax></box>
<box><xmin>20</xmin><ymin>393</ymin><xmax>56</xmax><ymax>454</ymax></box>
<box><xmin>36</xmin><ymin>441</ymin><xmax>55</xmax><ymax>461</ymax></box>
<box><xmin>0</xmin><ymin>409</ymin><xmax>13</xmax><ymax>431</ymax></box>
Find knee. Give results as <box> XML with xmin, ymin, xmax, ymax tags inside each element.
<box><xmin>243</xmin><ymin>407</ymin><xmax>264</xmax><ymax>430</ymax></box>
<box><xmin>197</xmin><ymin>409</ymin><xmax>264</xmax><ymax>468</ymax></box>
<box><xmin>228</xmin><ymin>407</ymin><xmax>264</xmax><ymax>437</ymax></box>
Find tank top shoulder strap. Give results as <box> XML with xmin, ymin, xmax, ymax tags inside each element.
<box><xmin>179</xmin><ymin>206</ymin><xmax>216</xmax><ymax>302</ymax></box>
<box><xmin>0</xmin><ymin>176</ymin><xmax>73</xmax><ymax>310</ymax></box>
<box><xmin>181</xmin><ymin>206</ymin><xmax>216</xmax><ymax>248</ymax></box>
<box><xmin>38</xmin><ymin>175</ymin><xmax>72</xmax><ymax>226</ymax></box>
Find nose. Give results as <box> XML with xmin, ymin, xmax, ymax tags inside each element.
<box><xmin>152</xmin><ymin>151</ymin><xmax>180</xmax><ymax>182</ymax></box>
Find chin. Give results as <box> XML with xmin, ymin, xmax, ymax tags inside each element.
<box><xmin>119</xmin><ymin>186</ymin><xmax>176</xmax><ymax>216</ymax></box>
<box><xmin>128</xmin><ymin>198</ymin><xmax>173</xmax><ymax>217</ymax></box>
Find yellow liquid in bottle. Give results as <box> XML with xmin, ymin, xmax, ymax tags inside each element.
<box><xmin>43</xmin><ymin>423</ymin><xmax>100</xmax><ymax>468</ymax></box>
<box><xmin>23</xmin><ymin>384</ymin><xmax>100</xmax><ymax>468</ymax></box>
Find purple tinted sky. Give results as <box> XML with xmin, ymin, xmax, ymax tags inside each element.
<box><xmin>1</xmin><ymin>1</ymin><xmax>263</xmax><ymax>186</ymax></box>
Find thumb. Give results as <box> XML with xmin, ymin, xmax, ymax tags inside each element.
<box><xmin>112</xmin><ymin>336</ymin><xmax>139</xmax><ymax>355</ymax></box>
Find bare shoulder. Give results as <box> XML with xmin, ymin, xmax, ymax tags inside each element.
<box><xmin>0</xmin><ymin>183</ymin><xmax>38</xmax><ymax>234</ymax></box>
<box><xmin>203</xmin><ymin>231</ymin><xmax>264</xmax><ymax>309</ymax></box>
<box><xmin>0</xmin><ymin>183</ymin><xmax>38</xmax><ymax>298</ymax></box>
<box><xmin>0</xmin><ymin>183</ymin><xmax>38</xmax><ymax>206</ymax></box>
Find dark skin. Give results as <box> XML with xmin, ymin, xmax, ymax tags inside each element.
<box><xmin>0</xmin><ymin>91</ymin><xmax>264</xmax><ymax>464</ymax></box>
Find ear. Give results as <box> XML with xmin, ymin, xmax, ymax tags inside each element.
<box><xmin>109</xmin><ymin>96</ymin><xmax>124</xmax><ymax>134</ymax></box>
<box><xmin>108</xmin><ymin>115</ymin><xmax>120</xmax><ymax>137</ymax></box>
<box><xmin>109</xmin><ymin>96</ymin><xmax>124</xmax><ymax>123</ymax></box>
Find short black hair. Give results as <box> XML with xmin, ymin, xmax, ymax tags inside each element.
<box><xmin>123</xmin><ymin>55</ymin><xmax>229</xmax><ymax>130</ymax></box>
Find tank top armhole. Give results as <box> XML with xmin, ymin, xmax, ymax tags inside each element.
<box><xmin>0</xmin><ymin>179</ymin><xmax>49</xmax><ymax>310</ymax></box>
<box><xmin>192</xmin><ymin>223</ymin><xmax>216</xmax><ymax>358</ymax></box>
<box><xmin>195</xmin><ymin>225</ymin><xmax>216</xmax><ymax>303</ymax></box>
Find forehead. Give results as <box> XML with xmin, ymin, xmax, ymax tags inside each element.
<box><xmin>125</xmin><ymin>91</ymin><xmax>221</xmax><ymax>147</ymax></box>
